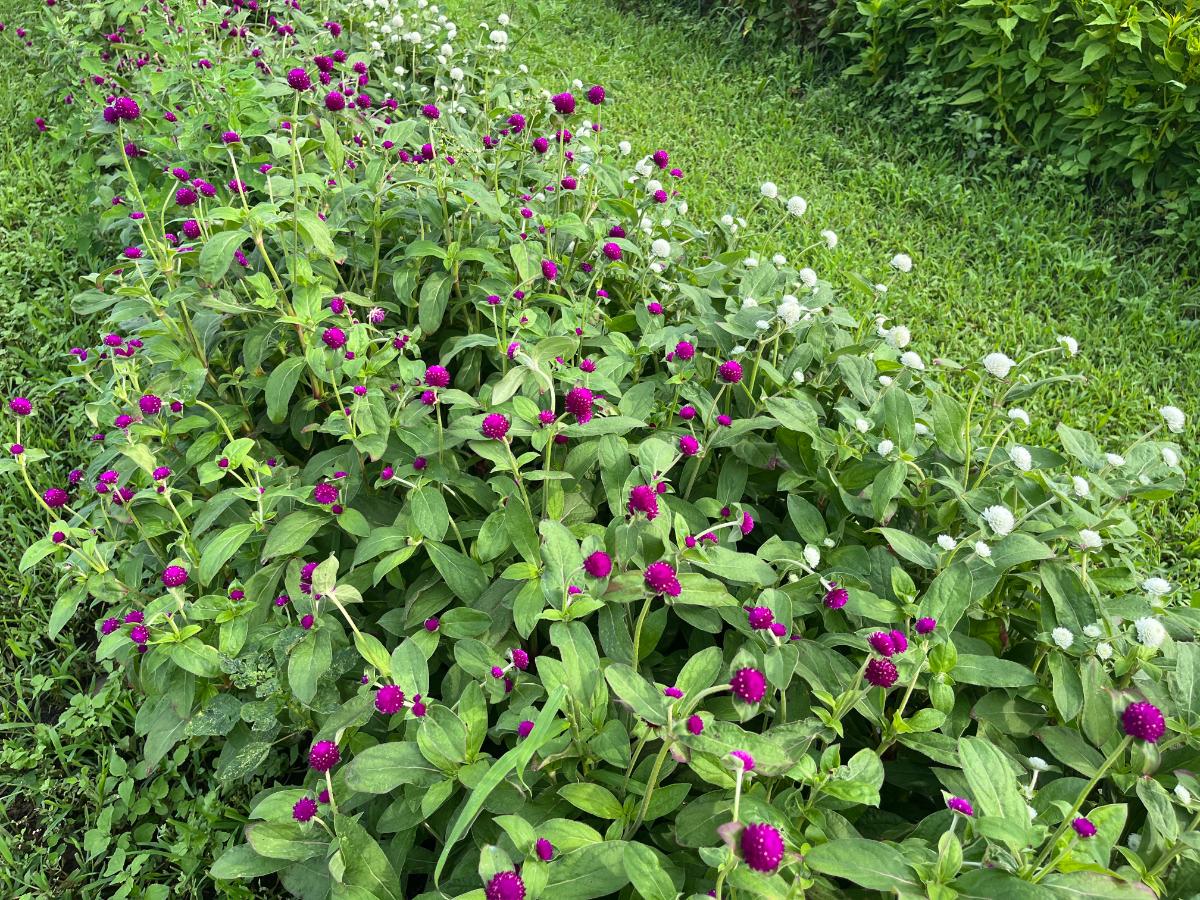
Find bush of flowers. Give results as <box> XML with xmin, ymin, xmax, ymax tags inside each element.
<box><xmin>6</xmin><ymin>0</ymin><xmax>1197</xmax><ymax>897</ymax></box>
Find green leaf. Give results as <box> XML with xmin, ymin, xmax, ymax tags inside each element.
<box><xmin>419</xmin><ymin>272</ymin><xmax>451</xmax><ymax>334</ymax></box>
<box><xmin>245</xmin><ymin>822</ymin><xmax>326</xmax><ymax>861</ymax></box>
<box><xmin>343</xmin><ymin>742</ymin><xmax>442</xmax><ymax>793</ymax></box>
<box><xmin>878</xmin><ymin>528</ymin><xmax>940</xmax><ymax>568</ymax></box>
<box><xmin>199</xmin><ymin>523</ymin><xmax>255</xmax><ymax>585</ymax></box>
<box><xmin>953</xmin><ymin>654</ymin><xmax>1036</xmax><ymax>687</ymax></box>
<box><xmin>168</xmin><ymin>638</ymin><xmax>222</xmax><ymax>677</ymax></box>
<box><xmin>210</xmin><ymin>844</ymin><xmax>288</xmax><ymax>880</ymax></box>
<box><xmin>689</xmin><ymin>547</ymin><xmax>777</xmax><ymax>586</ymax></box>
<box><xmin>804</xmin><ymin>838</ymin><xmax>922</xmax><ymax>893</ymax></box>
<box><xmin>409</xmin><ymin>487</ymin><xmax>449</xmax><ymax>543</ymax></box>
<box><xmin>199</xmin><ymin>230</ymin><xmax>247</xmax><ymax>282</ymax></box>
<box><xmin>1036</xmin><ymin>725</ymin><xmax>1105</xmax><ymax>776</ymax></box>
<box><xmin>603</xmin><ymin>664</ymin><xmax>669</xmax><ymax>725</ymax></box>
<box><xmin>434</xmin><ymin>685</ymin><xmax>568</xmax><ymax>884</ymax></box>
<box><xmin>871</xmin><ymin>460</ymin><xmax>907</xmax><ymax>521</ymax></box>
<box><xmin>1039</xmin><ymin>562</ymin><xmax>1097</xmax><ymax>633</ymax></box>
<box><xmin>266</xmin><ymin>357</ymin><xmax>307</xmax><ymax>424</ymax></box>
<box><xmin>263</xmin><ymin>511</ymin><xmax>325</xmax><ymax>559</ymax></box>
<box><xmin>417</xmin><ymin>705</ymin><xmax>469</xmax><ymax>769</ymax></box>
<box><xmin>288</xmin><ymin>630</ymin><xmax>331</xmax><ymax>705</ymax></box>
<box><xmin>390</xmin><ymin>638</ymin><xmax>429</xmax><ymax>696</ymax></box>
<box><xmin>426</xmin><ymin>541</ymin><xmax>489</xmax><ymax>602</ymax></box>
<box><xmin>335</xmin><ymin>814</ymin><xmax>402</xmax><ymax>900</ymax></box>
<box><xmin>622</xmin><ymin>842</ymin><xmax>676</xmax><ymax>900</ymax></box>
<box><xmin>958</xmin><ymin>737</ymin><xmax>1030</xmax><ymax>850</ymax></box>
<box><xmin>559</xmin><ymin>783</ymin><xmax>623</xmax><ymax>818</ymax></box>
<box><xmin>543</xmin><ymin>841</ymin><xmax>631</xmax><ymax>899</ymax></box>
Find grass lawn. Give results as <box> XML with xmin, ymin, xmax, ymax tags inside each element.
<box><xmin>457</xmin><ymin>0</ymin><xmax>1199</xmax><ymax>586</ymax></box>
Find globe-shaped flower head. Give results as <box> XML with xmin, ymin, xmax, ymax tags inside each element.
<box><xmin>551</xmin><ymin>92</ymin><xmax>576</xmax><ymax>114</ymax></box>
<box><xmin>718</xmin><ymin>360</ymin><xmax>744</xmax><ymax>384</ymax></box>
<box><xmin>584</xmin><ymin>551</ymin><xmax>612</xmax><ymax>578</ymax></box>
<box><xmin>286</xmin><ymin>67</ymin><xmax>311</xmax><ymax>90</ymax></box>
<box><xmin>730</xmin><ymin>667</ymin><xmax>767</xmax><ymax>704</ymax></box>
<box><xmin>375</xmin><ymin>685</ymin><xmax>405</xmax><ymax>715</ymax></box>
<box><xmin>485</xmin><ymin>871</ymin><xmax>525</xmax><ymax>900</ymax></box>
<box><xmin>481</xmin><ymin>413</ymin><xmax>510</xmax><ymax>440</ymax></box>
<box><xmin>643</xmin><ymin>561</ymin><xmax>681</xmax><ymax>597</ymax></box>
<box><xmin>161</xmin><ymin>565</ymin><xmax>188</xmax><ymax>588</ymax></box>
<box><xmin>1122</xmin><ymin>701</ymin><xmax>1166</xmax><ymax>742</ymax></box>
<box><xmin>740</xmin><ymin>823</ymin><xmax>784</xmax><ymax>873</ymax></box>
<box><xmin>308</xmin><ymin>740</ymin><xmax>340</xmax><ymax>772</ymax></box>
<box><xmin>865</xmin><ymin>658</ymin><xmax>899</xmax><ymax>688</ymax></box>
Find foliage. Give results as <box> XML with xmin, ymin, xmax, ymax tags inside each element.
<box><xmin>3</xmin><ymin>0</ymin><xmax>1200</xmax><ymax>899</ymax></box>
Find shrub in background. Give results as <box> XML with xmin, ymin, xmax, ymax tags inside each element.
<box><xmin>4</xmin><ymin>0</ymin><xmax>1198</xmax><ymax>898</ymax></box>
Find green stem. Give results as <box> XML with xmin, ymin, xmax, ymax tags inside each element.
<box><xmin>625</xmin><ymin>741</ymin><xmax>672</xmax><ymax>839</ymax></box>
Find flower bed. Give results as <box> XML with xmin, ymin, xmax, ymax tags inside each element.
<box><xmin>4</xmin><ymin>0</ymin><xmax>1195</xmax><ymax>897</ymax></box>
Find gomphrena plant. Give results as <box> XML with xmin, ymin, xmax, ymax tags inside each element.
<box><xmin>4</xmin><ymin>0</ymin><xmax>1196</xmax><ymax>897</ymax></box>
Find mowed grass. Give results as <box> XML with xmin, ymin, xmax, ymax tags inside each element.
<box><xmin>458</xmin><ymin>0</ymin><xmax>1200</xmax><ymax>587</ymax></box>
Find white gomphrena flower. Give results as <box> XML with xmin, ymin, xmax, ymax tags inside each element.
<box><xmin>1160</xmin><ymin>405</ymin><xmax>1186</xmax><ymax>433</ymax></box>
<box><xmin>756</xmin><ymin>319</ymin><xmax>770</xmax><ymax>331</ymax></box>
<box><xmin>1052</xmin><ymin>627</ymin><xmax>1074</xmax><ymax>649</ymax></box>
<box><xmin>974</xmin><ymin>541</ymin><xmax>992</xmax><ymax>558</ymax></box>
<box><xmin>742</xmin><ymin>297</ymin><xmax>759</xmax><ymax>309</ymax></box>
<box><xmin>786</xmin><ymin>196</ymin><xmax>807</xmax><ymax>217</ymax></box>
<box><xmin>733</xmin><ymin>345</ymin><xmax>747</xmax><ymax>355</ymax></box>
<box><xmin>498</xmin><ymin>12</ymin><xmax>510</xmax><ymax>25</ymax></box>
<box><xmin>915</xmin><ymin>422</ymin><xmax>930</xmax><ymax>436</ymax></box>
<box><xmin>1142</xmin><ymin>577</ymin><xmax>1172</xmax><ymax>598</ymax></box>
<box><xmin>720</xmin><ymin>213</ymin><xmax>734</xmax><ymax>227</ymax></box>
<box><xmin>890</xmin><ymin>253</ymin><xmax>913</xmax><ymax>273</ymax></box>
<box><xmin>617</xmin><ymin>140</ymin><xmax>632</xmax><ymax>156</ymax></box>
<box><xmin>1028</xmin><ymin>756</ymin><xmax>1049</xmax><ymax>772</ymax></box>
<box><xmin>646</xmin><ymin>178</ymin><xmax>663</xmax><ymax>194</ymax></box>
<box><xmin>1057</xmin><ymin>335</ymin><xmax>1079</xmax><ymax>356</ymax></box>
<box><xmin>822</xmin><ymin>537</ymin><xmax>835</xmax><ymax>548</ymax></box>
<box><xmin>778</xmin><ymin>295</ymin><xmax>802</xmax><ymax>326</ymax></box>
<box><xmin>1009</xmin><ymin>408</ymin><xmax>1030</xmax><ymax>427</ymax></box>
<box><xmin>1176</xmin><ymin>784</ymin><xmax>1192</xmax><ymax>806</ymax></box>
<box><xmin>760</xmin><ymin>181</ymin><xmax>779</xmax><ymax>199</ymax></box>
<box><xmin>773</xmin><ymin>253</ymin><xmax>787</xmax><ymax>266</ymax></box>
<box><xmin>855</xmin><ymin>418</ymin><xmax>871</xmax><ymax>433</ymax></box>
<box><xmin>1009</xmin><ymin>446</ymin><xmax>1033</xmax><ymax>471</ymax></box>
<box><xmin>803</xmin><ymin>545</ymin><xmax>821</xmax><ymax>568</ymax></box>
<box><xmin>1162</xmin><ymin>446</ymin><xmax>1179</xmax><ymax>467</ymax></box>
<box><xmin>798</xmin><ymin>268</ymin><xmax>818</xmax><ymax>288</ymax></box>
<box><xmin>450</xmin><ymin>66</ymin><xmax>464</xmax><ymax>80</ymax></box>
<box><xmin>1083</xmin><ymin>623</ymin><xmax>1103</xmax><ymax>638</ymax></box>
<box><xmin>793</xmin><ymin>369</ymin><xmax>805</xmax><ymax>384</ymax></box>
<box><xmin>519</xmin><ymin>64</ymin><xmax>528</xmax><ymax>73</ymax></box>
<box><xmin>982</xmin><ymin>504</ymin><xmax>1015</xmax><ymax>536</ymax></box>
<box><xmin>887</xmin><ymin>325</ymin><xmax>911</xmax><ymax>349</ymax></box>
<box><xmin>650</xmin><ymin>239</ymin><xmax>671</xmax><ymax>259</ymax></box>
<box><xmin>1105</xmin><ymin>452</ymin><xmax>1126</xmax><ymax>467</ymax></box>
<box><xmin>982</xmin><ymin>352</ymin><xmax>1016</xmax><ymax>379</ymax></box>
<box><xmin>572</xmin><ymin>78</ymin><xmax>583</xmax><ymax>89</ymax></box>
<box><xmin>649</xmin><ymin>262</ymin><xmax>665</xmax><ymax>274</ymax></box>
<box><xmin>1079</xmin><ymin>529</ymin><xmax>1102</xmax><ymax>550</ymax></box>
<box><xmin>879</xmin><ymin>376</ymin><xmax>893</xmax><ymax>387</ymax></box>
<box><xmin>821</xmin><ymin>229</ymin><xmax>838</xmax><ymax>249</ymax></box>
<box><xmin>875</xmin><ymin>283</ymin><xmax>888</xmax><ymax>293</ymax></box>
<box><xmin>1072</xmin><ymin>475</ymin><xmax>1091</xmax><ymax>498</ymax></box>
<box><xmin>877</xmin><ymin>439</ymin><xmax>894</xmax><ymax>456</ymax></box>
<box><xmin>1135</xmin><ymin>616</ymin><xmax>1167</xmax><ymax>649</ymax></box>
<box><xmin>937</xmin><ymin>535</ymin><xmax>957</xmax><ymax>551</ymax></box>
<box><xmin>634</xmin><ymin>158</ymin><xmax>653</xmax><ymax>177</ymax></box>
<box><xmin>489</xmin><ymin>28</ymin><xmax>508</xmax><ymax>45</ymax></box>
<box><xmin>744</xmin><ymin>256</ymin><xmax>759</xmax><ymax>269</ymax></box>
<box><xmin>900</xmin><ymin>351</ymin><xmax>925</xmax><ymax>370</ymax></box>
<box><xmin>1096</xmin><ymin>641</ymin><xmax>1113</xmax><ymax>660</ymax></box>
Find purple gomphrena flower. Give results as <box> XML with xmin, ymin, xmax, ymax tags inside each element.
<box><xmin>124</xmin><ymin>610</ymin><xmax>144</xmax><ymax>625</ymax></box>
<box><xmin>424</xmin><ymin>364</ymin><xmax>451</xmax><ymax>388</ymax></box>
<box><xmin>868</xmin><ymin>631</ymin><xmax>897</xmax><ymax>657</ymax></box>
<box><xmin>747</xmin><ymin>607</ymin><xmax>774</xmax><ymax>630</ymax></box>
<box><xmin>138</xmin><ymin>394</ymin><xmax>161</xmax><ymax>415</ymax></box>
<box><xmin>313</xmin><ymin>483</ymin><xmax>339</xmax><ymax>505</ymax></box>
<box><xmin>517</xmin><ymin>720</ymin><xmax>534</xmax><ymax>738</ymax></box>
<box><xmin>1072</xmin><ymin>817</ymin><xmax>1097</xmax><ymax>838</ymax></box>
<box><xmin>679</xmin><ymin>434</ymin><xmax>700</xmax><ymax>456</ymax></box>
<box><xmin>222</xmin><ymin>130</ymin><xmax>240</xmax><ymax>144</ymax></box>
<box><xmin>538</xmin><ymin>409</ymin><xmax>556</xmax><ymax>426</ymax></box>
<box><xmin>44</xmin><ymin>488</ymin><xmax>69</xmax><ymax>508</ymax></box>
<box><xmin>535</xmin><ymin>837</ymin><xmax>554</xmax><ymax>861</ymax></box>
<box><xmin>580</xmin><ymin>358</ymin><xmax>597</xmax><ymax>373</ymax></box>
<box><xmin>730</xmin><ymin>667</ymin><xmax>767</xmax><ymax>704</ymax></box>
<box><xmin>322</xmin><ymin>327</ymin><xmax>347</xmax><ymax>349</ymax></box>
<box><xmin>947</xmin><ymin>796</ymin><xmax>974</xmax><ymax>817</ymax></box>
<box><xmin>485</xmin><ymin>871</ymin><xmax>526</xmax><ymax>900</ymax></box>
<box><xmin>770</xmin><ymin>622</ymin><xmax>788</xmax><ymax>637</ymax></box>
<box><xmin>687</xmin><ymin>714</ymin><xmax>704</xmax><ymax>734</ymax></box>
<box><xmin>644</xmin><ymin>561</ymin><xmax>681</xmax><ymax>597</ymax></box>
<box><xmin>740</xmin><ymin>512</ymin><xmax>755</xmax><ymax>536</ymax></box>
<box><xmin>301</xmin><ymin>614</ymin><xmax>315</xmax><ymax>629</ymax></box>
<box><xmin>421</xmin><ymin>104</ymin><xmax>440</xmax><ymax>120</ymax></box>
<box><xmin>182</xmin><ymin>219</ymin><xmax>201</xmax><ymax>239</ymax></box>
<box><xmin>152</xmin><ymin>466</ymin><xmax>171</xmax><ymax>480</ymax></box>
<box><xmin>161</xmin><ymin>565</ymin><xmax>188</xmax><ymax>587</ymax></box>
<box><xmin>915</xmin><ymin>617</ymin><xmax>937</xmax><ymax>635</ymax></box>
<box><xmin>652</xmin><ymin>149</ymin><xmax>670</xmax><ymax>169</ymax></box>
<box><xmin>123</xmin><ymin>246</ymin><xmax>142</xmax><ymax>260</ymax></box>
<box><xmin>551</xmin><ymin>92</ymin><xmax>576</xmax><ymax>115</ymax></box>
<box><xmin>586</xmin><ymin>84</ymin><xmax>605</xmax><ymax>105</ymax></box>
<box><xmin>628</xmin><ymin>484</ymin><xmax>660</xmax><ymax>520</ymax></box>
<box><xmin>413</xmin><ymin>456</ymin><xmax>428</xmax><ymax>470</ymax></box>
<box><xmin>424</xmin><ymin>617</ymin><xmax>440</xmax><ymax>632</ymax></box>
<box><xmin>565</xmin><ymin>387</ymin><xmax>594</xmax><ymax>423</ymax></box>
<box><xmin>101</xmin><ymin>617</ymin><xmax>120</xmax><ymax>635</ymax></box>
<box><xmin>532</xmin><ymin>136</ymin><xmax>549</xmax><ymax>154</ymax></box>
<box><xmin>325</xmin><ymin>90</ymin><xmax>345</xmax><ymax>111</ymax></box>
<box><xmin>647</xmin><ymin>301</ymin><xmax>663</xmax><ymax>315</ymax></box>
<box><xmin>293</xmin><ymin>797</ymin><xmax>318</xmax><ymax>822</ymax></box>
<box><xmin>675</xmin><ymin>340</ymin><xmax>695</xmax><ymax>361</ymax></box>
<box><xmin>113</xmin><ymin>96</ymin><xmax>140</xmax><ymax>120</ymax></box>
<box><xmin>664</xmin><ymin>686</ymin><xmax>684</xmax><ymax>699</ymax></box>
<box><xmin>10</xmin><ymin>444</ymin><xmax>22</xmax><ymax>455</ymax></box>
<box><xmin>865</xmin><ymin>658</ymin><xmax>899</xmax><ymax>688</ymax></box>
<box><xmin>717</xmin><ymin>360</ymin><xmax>744</xmax><ymax>384</ymax></box>
<box><xmin>730</xmin><ymin>750</ymin><xmax>756</xmax><ymax>771</ymax></box>
<box><xmin>679</xmin><ymin>406</ymin><xmax>697</xmax><ymax>421</ymax></box>
<box><xmin>375</xmin><ymin>685</ymin><xmax>405</xmax><ymax>715</ymax></box>
<box><xmin>541</xmin><ymin>259</ymin><xmax>558</xmax><ymax>281</ymax></box>
<box><xmin>308</xmin><ymin>740</ymin><xmax>340</xmax><ymax>772</ymax></box>
<box><xmin>510</xmin><ymin>648</ymin><xmax>530</xmax><ymax>670</ymax></box>
<box><xmin>9</xmin><ymin>397</ymin><xmax>32</xmax><ymax>416</ymax></box>
<box><xmin>1122</xmin><ymin>702</ymin><xmax>1166</xmax><ymax>743</ymax></box>
<box><xmin>286</xmin><ymin>67</ymin><xmax>311</xmax><ymax>91</ymax></box>
<box><xmin>741</xmin><ymin>823</ymin><xmax>784</xmax><ymax>873</ymax></box>
<box><xmin>130</xmin><ymin>625</ymin><xmax>149</xmax><ymax>645</ymax></box>
<box><xmin>889</xmin><ymin>630</ymin><xmax>909</xmax><ymax>653</ymax></box>
<box><xmin>602</xmin><ymin>241</ymin><xmax>621</xmax><ymax>261</ymax></box>
<box><xmin>584</xmin><ymin>550</ymin><xmax>613</xmax><ymax>578</ymax></box>
<box><xmin>176</xmin><ymin>187</ymin><xmax>198</xmax><ymax>206</ymax></box>
<box><xmin>824</xmin><ymin>583</ymin><xmax>849</xmax><ymax>609</ymax></box>
<box><xmin>481</xmin><ymin>413</ymin><xmax>510</xmax><ymax>440</ymax></box>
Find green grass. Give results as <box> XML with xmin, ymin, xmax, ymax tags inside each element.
<box><xmin>464</xmin><ymin>0</ymin><xmax>1200</xmax><ymax>586</ymax></box>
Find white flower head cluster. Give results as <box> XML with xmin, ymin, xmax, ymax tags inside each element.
<box><xmin>772</xmin><ymin>253</ymin><xmax>787</xmax><ymax>266</ymax></box>
<box><xmin>1176</xmin><ymin>784</ymin><xmax>1193</xmax><ymax>806</ymax></box>
<box><xmin>1056</xmin><ymin>335</ymin><xmax>1079</xmax><ymax>356</ymax></box>
<box><xmin>821</xmin><ymin>229</ymin><xmax>838</xmax><ymax>249</ymax></box>
<box><xmin>650</xmin><ymin>239</ymin><xmax>671</xmax><ymax>259</ymax></box>
<box><xmin>803</xmin><ymin>545</ymin><xmax>821</xmax><ymax>568</ymax></box>
<box><xmin>1142</xmin><ymin>576</ymin><xmax>1172</xmax><ymax>598</ymax></box>
<box><xmin>1162</xmin><ymin>446</ymin><xmax>1180</xmax><ymax>468</ymax></box>
<box><xmin>900</xmin><ymin>351</ymin><xmax>925</xmax><ymax>371</ymax></box>
<box><xmin>937</xmin><ymin>535</ymin><xmax>957</xmax><ymax>551</ymax></box>
<box><xmin>982</xmin><ymin>504</ymin><xmax>1015</xmax><ymax>536</ymax></box>
<box><xmin>1134</xmin><ymin>616</ymin><xmax>1167</xmax><ymax>649</ymax></box>
<box><xmin>1160</xmin><ymin>405</ymin><xmax>1186</xmax><ymax>433</ymax></box>
<box><xmin>1027</xmin><ymin>756</ymin><xmax>1049</xmax><ymax>772</ymax></box>
<box><xmin>1096</xmin><ymin>641</ymin><xmax>1113</xmax><ymax>660</ymax></box>
<box><xmin>798</xmin><ymin>267</ymin><xmax>818</xmax><ymax>289</ymax></box>
<box><xmin>877</xmin><ymin>439</ymin><xmax>895</xmax><ymax>456</ymax></box>
<box><xmin>778</xmin><ymin>294</ymin><xmax>802</xmax><ymax>327</ymax></box>
<box><xmin>982</xmin><ymin>352</ymin><xmax>1016</xmax><ymax>379</ymax></box>
<box><xmin>786</xmin><ymin>196</ymin><xmax>807</xmax><ymax>217</ymax></box>
<box><xmin>1052</xmin><ymin>627</ymin><xmax>1074</xmax><ymax>650</ymax></box>
<box><xmin>974</xmin><ymin>541</ymin><xmax>991</xmax><ymax>558</ymax></box>
<box><xmin>1072</xmin><ymin>475</ymin><xmax>1090</xmax><ymax>498</ymax></box>
<box><xmin>886</xmin><ymin>325</ymin><xmax>911</xmax><ymax>349</ymax></box>
<box><xmin>1105</xmin><ymin>452</ymin><xmax>1126</xmax><ymax>467</ymax></box>
<box><xmin>890</xmin><ymin>253</ymin><xmax>912</xmax><ymax>273</ymax></box>
<box><xmin>760</xmin><ymin>181</ymin><xmax>778</xmax><ymax>199</ymax></box>
<box><xmin>1009</xmin><ymin>446</ymin><xmax>1033</xmax><ymax>472</ymax></box>
<box><xmin>1083</xmin><ymin>623</ymin><xmax>1103</xmax><ymax>638</ymax></box>
<box><xmin>1008</xmin><ymin>408</ymin><xmax>1030</xmax><ymax>427</ymax></box>
<box><xmin>1078</xmin><ymin>529</ymin><xmax>1102</xmax><ymax>551</ymax></box>
<box><xmin>855</xmin><ymin>418</ymin><xmax>871</xmax><ymax>433</ymax></box>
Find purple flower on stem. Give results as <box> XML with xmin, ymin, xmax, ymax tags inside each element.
<box><xmin>517</xmin><ymin>720</ymin><xmax>534</xmax><ymax>738</ymax></box>
<box><xmin>730</xmin><ymin>667</ymin><xmax>767</xmax><ymax>704</ymax></box>
<box><xmin>485</xmin><ymin>871</ymin><xmax>526</xmax><ymax>900</ymax></box>
<box><xmin>1122</xmin><ymin>701</ymin><xmax>1166</xmax><ymax>742</ymax></box>
<box><xmin>535</xmin><ymin>837</ymin><xmax>554</xmax><ymax>861</ymax></box>
<box><xmin>9</xmin><ymin>397</ymin><xmax>31</xmax><ymax>416</ymax></box>
<box><xmin>740</xmin><ymin>822</ymin><xmax>784</xmax><ymax>873</ymax></box>
<box><xmin>643</xmin><ymin>561</ymin><xmax>680</xmax><ymax>597</ymax></box>
<box><xmin>161</xmin><ymin>565</ymin><xmax>188</xmax><ymax>588</ymax></box>
<box><xmin>308</xmin><ymin>740</ymin><xmax>340</xmax><ymax>772</ymax></box>
<box><xmin>584</xmin><ymin>551</ymin><xmax>612</xmax><ymax>578</ymax></box>
<box><xmin>717</xmin><ymin>360</ymin><xmax>743</xmax><ymax>383</ymax></box>
<box><xmin>481</xmin><ymin>413</ymin><xmax>510</xmax><ymax>440</ymax></box>
<box><xmin>947</xmin><ymin>796</ymin><xmax>974</xmax><ymax>817</ymax></box>
<box><xmin>824</xmin><ymin>583</ymin><xmax>848</xmax><ymax>609</ymax></box>
<box><xmin>375</xmin><ymin>685</ymin><xmax>405</xmax><ymax>714</ymax></box>
<box><xmin>730</xmin><ymin>750</ymin><xmax>756</xmax><ymax>771</ymax></box>
<box><xmin>747</xmin><ymin>607</ymin><xmax>774</xmax><ymax>630</ymax></box>
<box><xmin>286</xmin><ymin>67</ymin><xmax>311</xmax><ymax>90</ymax></box>
<box><xmin>865</xmin><ymin>658</ymin><xmax>899</xmax><ymax>688</ymax></box>
<box><xmin>915</xmin><ymin>617</ymin><xmax>937</xmax><ymax>635</ymax></box>
<box><xmin>1072</xmin><ymin>817</ymin><xmax>1097</xmax><ymax>838</ymax></box>
<box><xmin>687</xmin><ymin>715</ymin><xmax>704</xmax><ymax>734</ymax></box>
<box><xmin>293</xmin><ymin>797</ymin><xmax>318</xmax><ymax>822</ymax></box>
